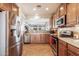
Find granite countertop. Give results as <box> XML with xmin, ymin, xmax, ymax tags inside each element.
<box><xmin>58</xmin><ymin>37</ymin><xmax>79</xmax><ymax>48</ymax></box>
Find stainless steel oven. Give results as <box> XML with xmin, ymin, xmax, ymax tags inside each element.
<box><xmin>50</xmin><ymin>36</ymin><xmax>58</xmax><ymax>56</ymax></box>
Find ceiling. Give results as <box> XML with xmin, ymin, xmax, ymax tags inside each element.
<box><xmin>17</xmin><ymin>3</ymin><xmax>60</xmax><ymax>18</ymax></box>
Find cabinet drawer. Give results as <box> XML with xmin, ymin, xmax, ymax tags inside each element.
<box><xmin>68</xmin><ymin>44</ymin><xmax>79</xmax><ymax>55</ymax></box>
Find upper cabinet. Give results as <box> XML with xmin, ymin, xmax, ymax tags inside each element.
<box><xmin>11</xmin><ymin>3</ymin><xmax>19</xmax><ymax>16</ymax></box>
<box><xmin>66</xmin><ymin>4</ymin><xmax>77</xmax><ymax>27</ymax></box>
<box><xmin>0</xmin><ymin>3</ymin><xmax>19</xmax><ymax>16</ymax></box>
<box><xmin>52</xmin><ymin>8</ymin><xmax>59</xmax><ymax>28</ymax></box>
<box><xmin>0</xmin><ymin>3</ymin><xmax>12</xmax><ymax>11</ymax></box>
<box><xmin>59</xmin><ymin>4</ymin><xmax>67</xmax><ymax>17</ymax></box>
<box><xmin>55</xmin><ymin>8</ymin><xmax>60</xmax><ymax>19</ymax></box>
<box><xmin>51</xmin><ymin>3</ymin><xmax>79</xmax><ymax>28</ymax></box>
<box><xmin>76</xmin><ymin>4</ymin><xmax>79</xmax><ymax>24</ymax></box>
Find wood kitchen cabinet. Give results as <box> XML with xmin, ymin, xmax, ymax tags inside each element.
<box><xmin>0</xmin><ymin>3</ymin><xmax>12</xmax><ymax>11</ymax></box>
<box><xmin>67</xmin><ymin>44</ymin><xmax>79</xmax><ymax>56</ymax></box>
<box><xmin>11</xmin><ymin>3</ymin><xmax>19</xmax><ymax>16</ymax></box>
<box><xmin>52</xmin><ymin>14</ymin><xmax>56</xmax><ymax>28</ymax></box>
<box><xmin>58</xmin><ymin>39</ymin><xmax>79</xmax><ymax>56</ymax></box>
<box><xmin>58</xmin><ymin>39</ymin><xmax>67</xmax><ymax>56</ymax></box>
<box><xmin>52</xmin><ymin>7</ymin><xmax>60</xmax><ymax>28</ymax></box>
<box><xmin>30</xmin><ymin>34</ymin><xmax>40</xmax><ymax>43</ymax></box>
<box><xmin>76</xmin><ymin>4</ymin><xmax>79</xmax><ymax>24</ymax></box>
<box><xmin>55</xmin><ymin>8</ymin><xmax>59</xmax><ymax>19</ymax></box>
<box><xmin>66</xmin><ymin>4</ymin><xmax>77</xmax><ymax>27</ymax></box>
<box><xmin>30</xmin><ymin>33</ymin><xmax>49</xmax><ymax>44</ymax></box>
<box><xmin>51</xmin><ymin>3</ymin><xmax>79</xmax><ymax>28</ymax></box>
<box><xmin>59</xmin><ymin>4</ymin><xmax>66</xmax><ymax>17</ymax></box>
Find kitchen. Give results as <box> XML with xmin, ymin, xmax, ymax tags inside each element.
<box><xmin>0</xmin><ymin>3</ymin><xmax>79</xmax><ymax>56</ymax></box>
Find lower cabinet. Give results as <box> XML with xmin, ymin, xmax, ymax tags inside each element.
<box><xmin>58</xmin><ymin>39</ymin><xmax>67</xmax><ymax>56</ymax></box>
<box><xmin>30</xmin><ymin>33</ymin><xmax>49</xmax><ymax>44</ymax></box>
<box><xmin>67</xmin><ymin>50</ymin><xmax>76</xmax><ymax>56</ymax></box>
<box><xmin>67</xmin><ymin>44</ymin><xmax>79</xmax><ymax>56</ymax></box>
<box><xmin>58</xmin><ymin>39</ymin><xmax>79</xmax><ymax>56</ymax></box>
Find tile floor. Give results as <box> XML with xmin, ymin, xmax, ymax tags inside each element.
<box><xmin>22</xmin><ymin>44</ymin><xmax>54</xmax><ymax>56</ymax></box>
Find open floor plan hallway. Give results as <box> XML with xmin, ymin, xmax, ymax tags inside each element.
<box><xmin>22</xmin><ymin>44</ymin><xmax>54</xmax><ymax>56</ymax></box>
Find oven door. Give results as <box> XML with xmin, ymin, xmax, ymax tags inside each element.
<box><xmin>51</xmin><ymin>36</ymin><xmax>58</xmax><ymax>56</ymax></box>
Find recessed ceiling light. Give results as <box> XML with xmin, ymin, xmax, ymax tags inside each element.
<box><xmin>46</xmin><ymin>8</ymin><xmax>49</xmax><ymax>11</ymax></box>
<box><xmin>33</xmin><ymin>8</ymin><xmax>36</xmax><ymax>11</ymax></box>
<box><xmin>60</xmin><ymin>7</ymin><xmax>63</xmax><ymax>10</ymax></box>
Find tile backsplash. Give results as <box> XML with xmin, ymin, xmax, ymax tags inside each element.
<box><xmin>58</xmin><ymin>27</ymin><xmax>79</xmax><ymax>39</ymax></box>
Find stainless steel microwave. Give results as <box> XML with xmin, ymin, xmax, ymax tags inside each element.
<box><xmin>55</xmin><ymin>15</ymin><xmax>66</xmax><ymax>27</ymax></box>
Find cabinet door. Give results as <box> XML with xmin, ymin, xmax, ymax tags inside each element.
<box><xmin>12</xmin><ymin>3</ymin><xmax>19</xmax><ymax>16</ymax></box>
<box><xmin>36</xmin><ymin>34</ymin><xmax>40</xmax><ymax>43</ymax></box>
<box><xmin>31</xmin><ymin>34</ymin><xmax>36</xmax><ymax>43</ymax></box>
<box><xmin>67</xmin><ymin>44</ymin><xmax>79</xmax><ymax>56</ymax></box>
<box><xmin>59</xmin><ymin>4</ymin><xmax>66</xmax><ymax>17</ymax></box>
<box><xmin>56</xmin><ymin>8</ymin><xmax>59</xmax><ymax>19</ymax></box>
<box><xmin>31</xmin><ymin>34</ymin><xmax>40</xmax><ymax>43</ymax></box>
<box><xmin>40</xmin><ymin>34</ymin><xmax>45</xmax><ymax>43</ymax></box>
<box><xmin>53</xmin><ymin>14</ymin><xmax>56</xmax><ymax>28</ymax></box>
<box><xmin>58</xmin><ymin>40</ymin><xmax>67</xmax><ymax>56</ymax></box>
<box><xmin>66</xmin><ymin>4</ymin><xmax>77</xmax><ymax>27</ymax></box>
<box><xmin>45</xmin><ymin>34</ymin><xmax>49</xmax><ymax>43</ymax></box>
<box><xmin>0</xmin><ymin>3</ymin><xmax>12</xmax><ymax>11</ymax></box>
<box><xmin>76</xmin><ymin>4</ymin><xmax>79</xmax><ymax>24</ymax></box>
<box><xmin>67</xmin><ymin>50</ymin><xmax>76</xmax><ymax>56</ymax></box>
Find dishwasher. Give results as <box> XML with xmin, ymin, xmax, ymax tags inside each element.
<box><xmin>24</xmin><ymin>33</ymin><xmax>30</xmax><ymax>44</ymax></box>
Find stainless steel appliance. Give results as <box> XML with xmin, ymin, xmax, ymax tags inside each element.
<box><xmin>55</xmin><ymin>15</ymin><xmax>66</xmax><ymax>28</ymax></box>
<box><xmin>50</xmin><ymin>36</ymin><xmax>58</xmax><ymax>56</ymax></box>
<box><xmin>24</xmin><ymin>33</ymin><xmax>30</xmax><ymax>43</ymax></box>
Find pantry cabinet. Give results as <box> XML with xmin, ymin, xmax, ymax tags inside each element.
<box><xmin>59</xmin><ymin>4</ymin><xmax>66</xmax><ymax>17</ymax></box>
<box><xmin>66</xmin><ymin>4</ymin><xmax>77</xmax><ymax>27</ymax></box>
